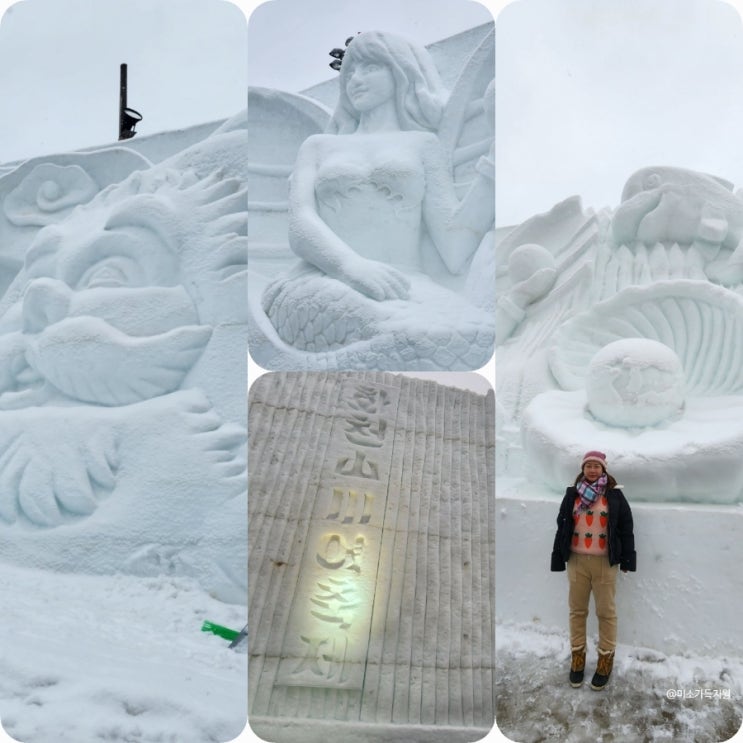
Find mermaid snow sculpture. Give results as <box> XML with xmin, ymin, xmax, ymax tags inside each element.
<box><xmin>254</xmin><ymin>29</ymin><xmax>495</xmax><ymax>370</ymax></box>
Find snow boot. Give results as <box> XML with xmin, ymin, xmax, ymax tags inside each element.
<box><xmin>569</xmin><ymin>645</ymin><xmax>586</xmax><ymax>687</ymax></box>
<box><xmin>590</xmin><ymin>648</ymin><xmax>615</xmax><ymax>690</ymax></box>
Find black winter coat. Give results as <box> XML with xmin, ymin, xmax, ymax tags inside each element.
<box><xmin>551</xmin><ymin>487</ymin><xmax>636</xmax><ymax>572</ymax></box>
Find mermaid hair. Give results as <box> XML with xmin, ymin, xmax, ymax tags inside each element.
<box><xmin>327</xmin><ymin>31</ymin><xmax>448</xmax><ymax>135</ymax></box>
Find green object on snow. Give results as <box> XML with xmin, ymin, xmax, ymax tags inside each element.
<box><xmin>201</xmin><ymin>620</ymin><xmax>240</xmax><ymax>641</ymax></box>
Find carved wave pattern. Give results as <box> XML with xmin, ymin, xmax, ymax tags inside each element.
<box><xmin>4</xmin><ymin>163</ymin><xmax>99</xmax><ymax>227</ymax></box>
<box><xmin>549</xmin><ymin>280</ymin><xmax>743</xmax><ymax>395</ymax></box>
<box><xmin>316</xmin><ymin>177</ymin><xmax>413</xmax><ymax>217</ymax></box>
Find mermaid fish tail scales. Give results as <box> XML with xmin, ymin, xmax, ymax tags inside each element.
<box><xmin>262</xmin><ymin>269</ymin><xmax>494</xmax><ymax>369</ymax></box>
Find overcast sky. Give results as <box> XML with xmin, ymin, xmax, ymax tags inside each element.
<box><xmin>0</xmin><ymin>0</ymin><xmax>248</xmax><ymax>163</ymax></box>
<box><xmin>0</xmin><ymin>0</ymin><xmax>497</xmax><ymax>165</ymax></box>
<box><xmin>497</xmin><ymin>0</ymin><xmax>743</xmax><ymax>226</ymax></box>
<box><xmin>7</xmin><ymin>0</ymin><xmax>743</xmax><ymax>391</ymax></box>
<box><xmin>4</xmin><ymin>0</ymin><xmax>743</xmax><ymax>218</ymax></box>
<box><xmin>247</xmin><ymin>0</ymin><xmax>494</xmax><ymax>93</ymax></box>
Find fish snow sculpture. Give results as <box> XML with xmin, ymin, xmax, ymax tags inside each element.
<box><xmin>611</xmin><ymin>166</ymin><xmax>743</xmax><ymax>283</ymax></box>
<box><xmin>0</xmin><ymin>158</ymin><xmax>248</xmax><ymax>603</ymax></box>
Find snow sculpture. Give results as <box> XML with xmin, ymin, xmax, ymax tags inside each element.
<box><xmin>611</xmin><ymin>166</ymin><xmax>743</xmax><ymax>285</ymax></box>
<box><xmin>249</xmin><ymin>372</ymin><xmax>494</xmax><ymax>741</ymax></box>
<box><xmin>495</xmin><ymin>242</ymin><xmax>556</xmax><ymax>342</ymax></box>
<box><xmin>498</xmin><ymin>165</ymin><xmax>743</xmax><ymax>504</ymax></box>
<box><xmin>584</xmin><ymin>339</ymin><xmax>685</xmax><ymax>427</ymax></box>
<box><xmin>0</xmin><ymin>148</ymin><xmax>151</xmax><ymax>297</ymax></box>
<box><xmin>5</xmin><ymin>163</ymin><xmax>99</xmax><ymax>227</ymax></box>
<box><xmin>0</xmin><ymin>133</ymin><xmax>248</xmax><ymax>602</ymax></box>
<box><xmin>249</xmin><ymin>27</ymin><xmax>495</xmax><ymax>370</ymax></box>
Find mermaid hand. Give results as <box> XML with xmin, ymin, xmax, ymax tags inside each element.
<box><xmin>341</xmin><ymin>257</ymin><xmax>411</xmax><ymax>301</ymax></box>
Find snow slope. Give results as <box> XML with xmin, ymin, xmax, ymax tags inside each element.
<box><xmin>0</xmin><ymin>562</ymin><xmax>246</xmax><ymax>743</ymax></box>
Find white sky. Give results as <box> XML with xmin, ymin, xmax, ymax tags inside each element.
<box><xmin>497</xmin><ymin>0</ymin><xmax>743</xmax><ymax>226</ymax></box>
<box><xmin>247</xmin><ymin>0</ymin><xmax>494</xmax><ymax>93</ymax></box>
<box><xmin>0</xmin><ymin>0</ymin><xmax>248</xmax><ymax>163</ymax></box>
<box><xmin>4</xmin><ymin>0</ymin><xmax>743</xmax><ymax>220</ymax></box>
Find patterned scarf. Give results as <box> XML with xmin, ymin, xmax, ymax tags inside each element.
<box><xmin>576</xmin><ymin>474</ymin><xmax>607</xmax><ymax>512</ymax></box>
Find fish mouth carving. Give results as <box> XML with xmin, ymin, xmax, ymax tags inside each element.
<box><xmin>0</xmin><ymin>280</ymin><xmax>212</xmax><ymax>408</ymax></box>
<box><xmin>24</xmin><ymin>316</ymin><xmax>211</xmax><ymax>406</ymax></box>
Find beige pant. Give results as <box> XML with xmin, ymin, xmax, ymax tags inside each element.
<box><xmin>567</xmin><ymin>553</ymin><xmax>619</xmax><ymax>652</ymax></box>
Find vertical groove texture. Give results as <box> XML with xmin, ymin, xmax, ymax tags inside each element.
<box><xmin>248</xmin><ymin>372</ymin><xmax>494</xmax><ymax>728</ymax></box>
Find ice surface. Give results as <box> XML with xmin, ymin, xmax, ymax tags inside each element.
<box><xmin>248</xmin><ymin>372</ymin><xmax>495</xmax><ymax>741</ymax></box>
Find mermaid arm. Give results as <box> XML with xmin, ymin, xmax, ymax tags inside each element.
<box><xmin>288</xmin><ymin>136</ymin><xmax>359</xmax><ymax>277</ymax></box>
<box><xmin>288</xmin><ymin>135</ymin><xmax>409</xmax><ymax>301</ymax></box>
<box><xmin>420</xmin><ymin>132</ymin><xmax>494</xmax><ymax>275</ymax></box>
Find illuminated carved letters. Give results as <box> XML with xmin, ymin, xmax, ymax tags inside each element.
<box><xmin>325</xmin><ymin>488</ymin><xmax>373</xmax><ymax>524</ymax></box>
<box><xmin>276</xmin><ymin>380</ymin><xmax>398</xmax><ymax>692</ymax></box>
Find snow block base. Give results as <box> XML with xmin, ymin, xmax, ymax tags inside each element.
<box><xmin>496</xmin><ymin>486</ymin><xmax>743</xmax><ymax>658</ymax></box>
<box><xmin>250</xmin><ymin>717</ymin><xmax>492</xmax><ymax>743</ymax></box>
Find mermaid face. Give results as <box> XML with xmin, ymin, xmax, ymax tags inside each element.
<box><xmin>345</xmin><ymin>61</ymin><xmax>395</xmax><ymax>113</ymax></box>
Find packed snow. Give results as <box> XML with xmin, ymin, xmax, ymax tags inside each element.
<box><xmin>247</xmin><ymin>27</ymin><xmax>495</xmax><ymax>371</ymax></box>
<box><xmin>496</xmin><ymin>621</ymin><xmax>743</xmax><ymax>743</ymax></box>
<box><xmin>0</xmin><ymin>562</ymin><xmax>246</xmax><ymax>743</ymax></box>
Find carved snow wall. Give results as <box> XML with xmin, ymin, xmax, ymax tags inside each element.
<box><xmin>0</xmin><ymin>123</ymin><xmax>249</xmax><ymax>604</ymax></box>
<box><xmin>248</xmin><ymin>372</ymin><xmax>495</xmax><ymax>742</ymax></box>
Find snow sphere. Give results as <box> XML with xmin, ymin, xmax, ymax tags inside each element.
<box><xmin>586</xmin><ymin>338</ymin><xmax>685</xmax><ymax>427</ymax></box>
<box><xmin>508</xmin><ymin>243</ymin><xmax>555</xmax><ymax>284</ymax></box>
<box><xmin>39</xmin><ymin>179</ymin><xmax>61</xmax><ymax>202</ymax></box>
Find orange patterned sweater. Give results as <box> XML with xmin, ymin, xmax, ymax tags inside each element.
<box><xmin>571</xmin><ymin>495</ymin><xmax>609</xmax><ymax>555</ymax></box>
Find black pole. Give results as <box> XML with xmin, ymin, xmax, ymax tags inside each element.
<box><xmin>119</xmin><ymin>63</ymin><xmax>127</xmax><ymax>141</ymax></box>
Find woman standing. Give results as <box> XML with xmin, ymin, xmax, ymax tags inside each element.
<box><xmin>551</xmin><ymin>451</ymin><xmax>636</xmax><ymax>690</ymax></box>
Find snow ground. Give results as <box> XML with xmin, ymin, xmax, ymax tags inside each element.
<box><xmin>495</xmin><ymin>621</ymin><xmax>743</xmax><ymax>743</ymax></box>
<box><xmin>0</xmin><ymin>563</ymin><xmax>246</xmax><ymax>743</ymax></box>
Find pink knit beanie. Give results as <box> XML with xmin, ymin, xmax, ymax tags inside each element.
<box><xmin>581</xmin><ymin>450</ymin><xmax>607</xmax><ymax>468</ymax></box>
